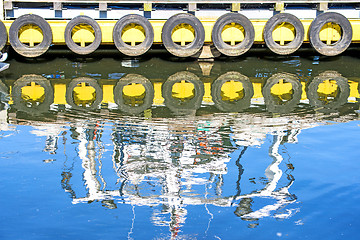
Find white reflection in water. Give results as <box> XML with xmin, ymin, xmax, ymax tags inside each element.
<box><xmin>7</xmin><ymin>102</ymin><xmax>357</xmax><ymax>235</ymax></box>
<box><xmin>52</xmin><ymin>113</ymin><xmax>320</xmax><ymax>234</ymax></box>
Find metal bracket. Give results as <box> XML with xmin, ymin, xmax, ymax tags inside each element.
<box><xmin>144</xmin><ymin>3</ymin><xmax>152</xmax><ymax>12</ymax></box>
<box><xmin>99</xmin><ymin>3</ymin><xmax>107</xmax><ymax>11</ymax></box>
<box><xmin>4</xmin><ymin>1</ymin><xmax>13</xmax><ymax>10</ymax></box>
<box><xmin>188</xmin><ymin>3</ymin><xmax>197</xmax><ymax>12</ymax></box>
<box><xmin>54</xmin><ymin>2</ymin><xmax>62</xmax><ymax>11</ymax></box>
<box><xmin>275</xmin><ymin>2</ymin><xmax>285</xmax><ymax>12</ymax></box>
<box><xmin>231</xmin><ymin>3</ymin><xmax>241</xmax><ymax>12</ymax></box>
<box><xmin>318</xmin><ymin>2</ymin><xmax>328</xmax><ymax>11</ymax></box>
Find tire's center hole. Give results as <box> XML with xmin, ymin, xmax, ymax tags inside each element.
<box><xmin>319</xmin><ymin>22</ymin><xmax>342</xmax><ymax>45</ymax></box>
<box><xmin>222</xmin><ymin>23</ymin><xmax>245</xmax><ymax>46</ymax></box>
<box><xmin>73</xmin><ymin>82</ymin><xmax>96</xmax><ymax>106</ymax></box>
<box><xmin>272</xmin><ymin>22</ymin><xmax>296</xmax><ymax>46</ymax></box>
<box><xmin>221</xmin><ymin>80</ymin><xmax>244</xmax><ymax>102</ymax></box>
<box><xmin>122</xmin><ymin>83</ymin><xmax>146</xmax><ymax>107</ymax></box>
<box><xmin>71</xmin><ymin>24</ymin><xmax>95</xmax><ymax>47</ymax></box>
<box><xmin>18</xmin><ymin>24</ymin><xmax>44</xmax><ymax>47</ymax></box>
<box><xmin>171</xmin><ymin>24</ymin><xmax>195</xmax><ymax>46</ymax></box>
<box><xmin>121</xmin><ymin>23</ymin><xmax>146</xmax><ymax>46</ymax></box>
<box><xmin>270</xmin><ymin>79</ymin><xmax>295</xmax><ymax>104</ymax></box>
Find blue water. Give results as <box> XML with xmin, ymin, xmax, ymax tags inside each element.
<box><xmin>1</xmin><ymin>54</ymin><xmax>360</xmax><ymax>239</ymax></box>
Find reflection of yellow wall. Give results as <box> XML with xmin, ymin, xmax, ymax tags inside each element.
<box><xmin>221</xmin><ymin>81</ymin><xmax>244</xmax><ymax>100</ymax></box>
<box><xmin>123</xmin><ymin>83</ymin><xmax>146</xmax><ymax>97</ymax></box>
<box><xmin>172</xmin><ymin>81</ymin><xmax>195</xmax><ymax>99</ymax></box>
<box><xmin>270</xmin><ymin>81</ymin><xmax>292</xmax><ymax>96</ymax></box>
<box><xmin>21</xmin><ymin>82</ymin><xmax>45</xmax><ymax>101</ymax></box>
<box><xmin>317</xmin><ymin>80</ymin><xmax>338</xmax><ymax>95</ymax></box>
<box><xmin>253</xmin><ymin>82</ymin><xmax>263</xmax><ymax>99</ymax></box>
<box><xmin>73</xmin><ymin>83</ymin><xmax>96</xmax><ymax>101</ymax></box>
<box><xmin>13</xmin><ymin>80</ymin><xmax>360</xmax><ymax>105</ymax></box>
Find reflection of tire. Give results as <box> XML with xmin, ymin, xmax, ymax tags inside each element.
<box><xmin>65</xmin><ymin>15</ymin><xmax>102</xmax><ymax>55</ymax></box>
<box><xmin>211</xmin><ymin>72</ymin><xmax>253</xmax><ymax>112</ymax></box>
<box><xmin>309</xmin><ymin>12</ymin><xmax>352</xmax><ymax>56</ymax></box>
<box><xmin>12</xmin><ymin>74</ymin><xmax>54</xmax><ymax>114</ymax></box>
<box><xmin>9</xmin><ymin>14</ymin><xmax>52</xmax><ymax>57</ymax></box>
<box><xmin>0</xmin><ymin>80</ymin><xmax>8</xmax><ymax>95</ymax></box>
<box><xmin>0</xmin><ymin>21</ymin><xmax>7</xmax><ymax>51</ymax></box>
<box><xmin>262</xmin><ymin>73</ymin><xmax>302</xmax><ymax>113</ymax></box>
<box><xmin>162</xmin><ymin>71</ymin><xmax>204</xmax><ymax>114</ymax></box>
<box><xmin>307</xmin><ymin>71</ymin><xmax>349</xmax><ymax>110</ymax></box>
<box><xmin>113</xmin><ymin>14</ymin><xmax>154</xmax><ymax>56</ymax></box>
<box><xmin>264</xmin><ymin>13</ymin><xmax>304</xmax><ymax>55</ymax></box>
<box><xmin>0</xmin><ymin>80</ymin><xmax>9</xmax><ymax>110</ymax></box>
<box><xmin>212</xmin><ymin>13</ymin><xmax>254</xmax><ymax>56</ymax></box>
<box><xmin>114</xmin><ymin>74</ymin><xmax>154</xmax><ymax>115</ymax></box>
<box><xmin>162</xmin><ymin>13</ymin><xmax>205</xmax><ymax>57</ymax></box>
<box><xmin>66</xmin><ymin>77</ymin><xmax>103</xmax><ymax>110</ymax></box>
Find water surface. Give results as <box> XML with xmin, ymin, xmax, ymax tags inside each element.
<box><xmin>1</xmin><ymin>50</ymin><xmax>360</xmax><ymax>239</ymax></box>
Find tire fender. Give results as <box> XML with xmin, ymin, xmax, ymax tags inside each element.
<box><xmin>263</xmin><ymin>13</ymin><xmax>304</xmax><ymax>55</ymax></box>
<box><xmin>162</xmin><ymin>13</ymin><xmax>205</xmax><ymax>58</ymax></box>
<box><xmin>309</xmin><ymin>12</ymin><xmax>352</xmax><ymax>56</ymax></box>
<box><xmin>212</xmin><ymin>13</ymin><xmax>255</xmax><ymax>56</ymax></box>
<box><xmin>113</xmin><ymin>14</ymin><xmax>154</xmax><ymax>57</ymax></box>
<box><xmin>0</xmin><ymin>21</ymin><xmax>7</xmax><ymax>52</ymax></box>
<box><xmin>9</xmin><ymin>14</ymin><xmax>52</xmax><ymax>58</ymax></box>
<box><xmin>65</xmin><ymin>16</ymin><xmax>102</xmax><ymax>55</ymax></box>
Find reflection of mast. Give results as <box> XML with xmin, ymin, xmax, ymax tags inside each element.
<box><xmin>234</xmin><ymin>130</ymin><xmax>297</xmax><ymax>221</ymax></box>
<box><xmin>71</xmin><ymin>121</ymin><xmax>117</xmax><ymax>208</ymax></box>
<box><xmin>61</xmin><ymin>129</ymin><xmax>77</xmax><ymax>199</ymax></box>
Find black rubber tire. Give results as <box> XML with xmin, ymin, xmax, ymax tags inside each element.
<box><xmin>264</xmin><ymin>13</ymin><xmax>304</xmax><ymax>55</ymax></box>
<box><xmin>0</xmin><ymin>21</ymin><xmax>7</xmax><ymax>51</ymax></box>
<box><xmin>162</xmin><ymin>71</ymin><xmax>204</xmax><ymax>114</ymax></box>
<box><xmin>211</xmin><ymin>72</ymin><xmax>253</xmax><ymax>112</ymax></box>
<box><xmin>309</xmin><ymin>12</ymin><xmax>352</xmax><ymax>56</ymax></box>
<box><xmin>65</xmin><ymin>15</ymin><xmax>102</xmax><ymax>55</ymax></box>
<box><xmin>212</xmin><ymin>13</ymin><xmax>255</xmax><ymax>57</ymax></box>
<box><xmin>307</xmin><ymin>71</ymin><xmax>350</xmax><ymax>110</ymax></box>
<box><xmin>113</xmin><ymin>14</ymin><xmax>154</xmax><ymax>57</ymax></box>
<box><xmin>11</xmin><ymin>74</ymin><xmax>54</xmax><ymax>114</ymax></box>
<box><xmin>66</xmin><ymin>77</ymin><xmax>103</xmax><ymax>110</ymax></box>
<box><xmin>262</xmin><ymin>72</ymin><xmax>302</xmax><ymax>113</ymax></box>
<box><xmin>114</xmin><ymin>74</ymin><xmax>154</xmax><ymax>115</ymax></box>
<box><xmin>162</xmin><ymin>13</ymin><xmax>205</xmax><ymax>57</ymax></box>
<box><xmin>9</xmin><ymin>14</ymin><xmax>52</xmax><ymax>58</ymax></box>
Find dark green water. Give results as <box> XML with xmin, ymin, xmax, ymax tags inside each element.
<box><xmin>0</xmin><ymin>49</ymin><xmax>360</xmax><ymax>239</ymax></box>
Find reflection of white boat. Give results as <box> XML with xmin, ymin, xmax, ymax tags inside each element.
<box><xmin>5</xmin><ymin>102</ymin><xmax>356</xmax><ymax>234</ymax></box>
<box><xmin>57</xmin><ymin>114</ymin><xmax>313</xmax><ymax>233</ymax></box>
<box><xmin>0</xmin><ymin>63</ymin><xmax>9</xmax><ymax>72</ymax></box>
